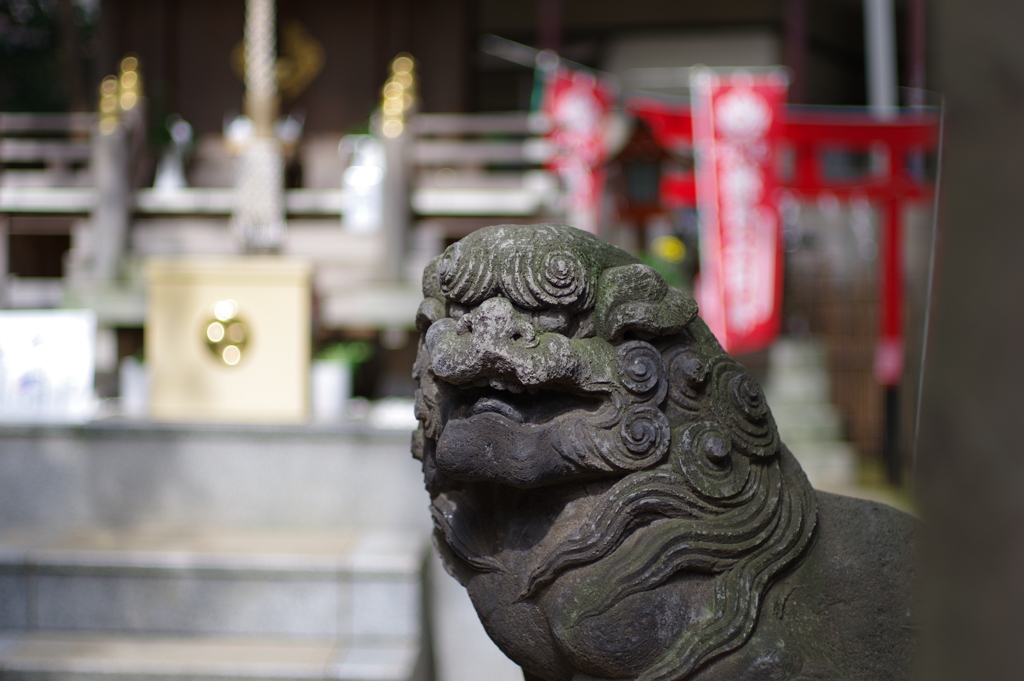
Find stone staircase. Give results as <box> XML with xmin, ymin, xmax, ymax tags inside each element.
<box><xmin>0</xmin><ymin>423</ymin><xmax>432</xmax><ymax>681</ymax></box>
<box><xmin>764</xmin><ymin>338</ymin><xmax>858</xmax><ymax>490</ymax></box>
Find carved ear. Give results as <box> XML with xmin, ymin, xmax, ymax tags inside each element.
<box><xmin>592</xmin><ymin>263</ymin><xmax>699</xmax><ymax>341</ymax></box>
<box><xmin>422</xmin><ymin>256</ymin><xmax>441</xmax><ymax>298</ymax></box>
<box><xmin>416</xmin><ymin>297</ymin><xmax>445</xmax><ymax>332</ymax></box>
<box><xmin>416</xmin><ymin>257</ymin><xmax>446</xmax><ymax>332</ymax></box>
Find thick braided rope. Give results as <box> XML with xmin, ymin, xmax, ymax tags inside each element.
<box><xmin>245</xmin><ymin>0</ymin><xmax>277</xmax><ymax>102</ymax></box>
<box><xmin>234</xmin><ymin>0</ymin><xmax>285</xmax><ymax>251</ymax></box>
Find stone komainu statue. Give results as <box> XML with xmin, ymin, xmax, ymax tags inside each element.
<box><xmin>412</xmin><ymin>223</ymin><xmax>917</xmax><ymax>681</ymax></box>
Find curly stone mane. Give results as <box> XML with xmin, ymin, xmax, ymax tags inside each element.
<box><xmin>524</xmin><ymin>324</ymin><xmax>817</xmax><ymax>680</ymax></box>
<box><xmin>413</xmin><ymin>223</ymin><xmax>818</xmax><ymax>681</ymax></box>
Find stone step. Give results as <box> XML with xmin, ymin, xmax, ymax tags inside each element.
<box><xmin>786</xmin><ymin>441</ymin><xmax>857</xmax><ymax>489</ymax></box>
<box><xmin>766</xmin><ymin>338</ymin><xmax>828</xmax><ymax>370</ymax></box>
<box><xmin>764</xmin><ymin>372</ymin><xmax>831</xmax><ymax>403</ymax></box>
<box><xmin>0</xmin><ymin>423</ymin><xmax>430</xmax><ymax>533</ymax></box>
<box><xmin>786</xmin><ymin>439</ymin><xmax>857</xmax><ymax>461</ymax></box>
<box><xmin>0</xmin><ymin>528</ymin><xmax>426</xmax><ymax>641</ymax></box>
<box><xmin>764</xmin><ymin>338</ymin><xmax>833</xmax><ymax>403</ymax></box>
<box><xmin>800</xmin><ymin>458</ymin><xmax>857</xmax><ymax>491</ymax></box>
<box><xmin>0</xmin><ymin>632</ymin><xmax>424</xmax><ymax>681</ymax></box>
<box><xmin>771</xmin><ymin>404</ymin><xmax>844</xmax><ymax>442</ymax></box>
<box><xmin>770</xmin><ymin>402</ymin><xmax>841</xmax><ymax>423</ymax></box>
<box><xmin>775</xmin><ymin>424</ymin><xmax>844</xmax><ymax>444</ymax></box>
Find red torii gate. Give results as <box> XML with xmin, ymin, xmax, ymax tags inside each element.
<box><xmin>629</xmin><ymin>98</ymin><xmax>940</xmax><ymax>482</ymax></box>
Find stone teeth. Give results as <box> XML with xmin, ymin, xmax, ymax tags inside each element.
<box><xmin>470</xmin><ymin>397</ymin><xmax>525</xmax><ymax>424</ymax></box>
<box><xmin>488</xmin><ymin>378</ymin><xmax>525</xmax><ymax>393</ymax></box>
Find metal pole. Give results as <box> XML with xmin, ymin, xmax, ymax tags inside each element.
<box><xmin>883</xmin><ymin>383</ymin><xmax>902</xmax><ymax>484</ymax></box>
<box><xmin>863</xmin><ymin>0</ymin><xmax>899</xmax><ymax>119</ymax></box>
<box><xmin>907</xmin><ymin>0</ymin><xmax>927</xmax><ymax>108</ymax></box>
<box><xmin>878</xmin><ymin>195</ymin><xmax>904</xmax><ymax>486</ymax></box>
<box><xmin>865</xmin><ymin>0</ymin><xmax>902</xmax><ymax>483</ymax></box>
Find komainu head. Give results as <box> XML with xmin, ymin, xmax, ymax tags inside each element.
<box><xmin>412</xmin><ymin>223</ymin><xmax>818</xmax><ymax>681</ymax></box>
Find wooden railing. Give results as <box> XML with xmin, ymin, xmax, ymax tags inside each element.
<box><xmin>0</xmin><ymin>113</ymin><xmax>98</xmax><ymax>195</ymax></box>
<box><xmin>407</xmin><ymin>112</ymin><xmax>561</xmax><ymax>229</ymax></box>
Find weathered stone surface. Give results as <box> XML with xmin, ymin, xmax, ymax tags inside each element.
<box><xmin>412</xmin><ymin>223</ymin><xmax>917</xmax><ymax>681</ymax></box>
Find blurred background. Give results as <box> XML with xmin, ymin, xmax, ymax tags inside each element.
<box><xmin>0</xmin><ymin>0</ymin><xmax>934</xmax><ymax>483</ymax></box>
<box><xmin>0</xmin><ymin>0</ymin><xmax>1014</xmax><ymax>680</ymax></box>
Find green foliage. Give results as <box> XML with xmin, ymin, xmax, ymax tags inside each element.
<box><xmin>0</xmin><ymin>0</ymin><xmax>100</xmax><ymax>112</ymax></box>
<box><xmin>346</xmin><ymin>118</ymin><xmax>370</xmax><ymax>136</ymax></box>
<box><xmin>315</xmin><ymin>340</ymin><xmax>373</xmax><ymax>367</ymax></box>
<box><xmin>637</xmin><ymin>252</ymin><xmax>687</xmax><ymax>291</ymax></box>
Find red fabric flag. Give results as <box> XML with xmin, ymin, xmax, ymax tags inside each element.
<box><xmin>691</xmin><ymin>70</ymin><xmax>787</xmax><ymax>355</ymax></box>
<box><xmin>542</xmin><ymin>67</ymin><xmax>615</xmax><ymax>233</ymax></box>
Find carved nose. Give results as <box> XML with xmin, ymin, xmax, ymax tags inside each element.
<box><xmin>456</xmin><ymin>297</ymin><xmax>537</xmax><ymax>347</ymax></box>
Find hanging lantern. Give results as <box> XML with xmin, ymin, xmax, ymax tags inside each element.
<box><xmin>607</xmin><ymin>119</ymin><xmax>675</xmax><ymax>224</ymax></box>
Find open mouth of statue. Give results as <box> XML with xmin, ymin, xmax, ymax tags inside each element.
<box><xmin>470</xmin><ymin>395</ymin><xmax>527</xmax><ymax>423</ymax></box>
<box><xmin>443</xmin><ymin>381</ymin><xmax>605</xmax><ymax>427</ymax></box>
<box><xmin>432</xmin><ymin>376</ymin><xmax>616</xmax><ymax>489</ymax></box>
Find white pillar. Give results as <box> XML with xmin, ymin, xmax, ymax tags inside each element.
<box><xmin>92</xmin><ymin>120</ymin><xmax>130</xmax><ymax>280</ymax></box>
<box><xmin>380</xmin><ymin>131</ymin><xmax>409</xmax><ymax>282</ymax></box>
<box><xmin>378</xmin><ymin>55</ymin><xmax>415</xmax><ymax>282</ymax></box>
<box><xmin>91</xmin><ymin>60</ymin><xmax>138</xmax><ymax>283</ymax></box>
<box><xmin>864</xmin><ymin>0</ymin><xmax>899</xmax><ymax>119</ymax></box>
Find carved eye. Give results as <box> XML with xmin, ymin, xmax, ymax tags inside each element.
<box><xmin>537</xmin><ymin>250</ymin><xmax>588</xmax><ymax>307</ymax></box>
<box><xmin>437</xmin><ymin>241</ymin><xmax>497</xmax><ymax>305</ymax></box>
<box><xmin>533</xmin><ymin>309</ymin><xmax>571</xmax><ymax>334</ymax></box>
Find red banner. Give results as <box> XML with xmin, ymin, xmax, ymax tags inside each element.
<box><xmin>542</xmin><ymin>67</ymin><xmax>615</xmax><ymax>234</ymax></box>
<box><xmin>691</xmin><ymin>71</ymin><xmax>787</xmax><ymax>355</ymax></box>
